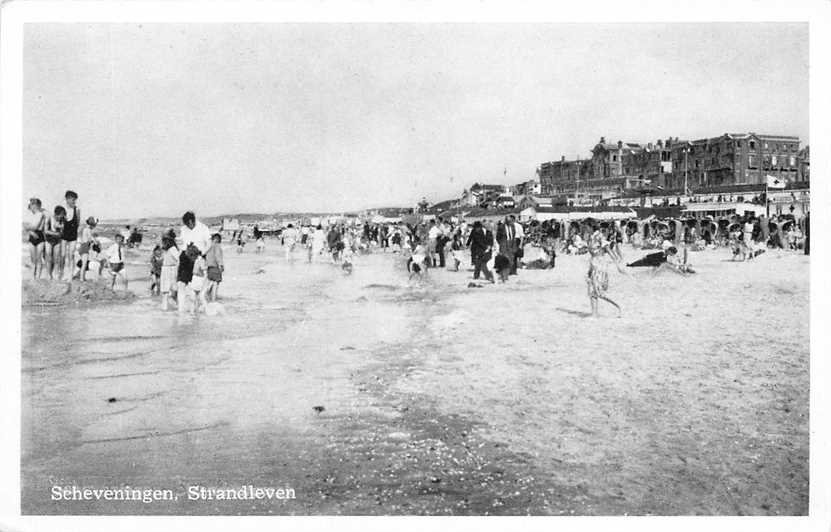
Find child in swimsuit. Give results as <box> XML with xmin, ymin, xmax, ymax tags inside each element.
<box><xmin>190</xmin><ymin>254</ymin><xmax>208</xmax><ymax>314</ymax></box>
<box><xmin>43</xmin><ymin>206</ymin><xmax>67</xmax><ymax>280</ymax></box>
<box><xmin>408</xmin><ymin>243</ymin><xmax>428</xmax><ymax>280</ymax></box>
<box><xmin>150</xmin><ymin>245</ymin><xmax>164</xmax><ymax>295</ymax></box>
<box><xmin>61</xmin><ymin>190</ymin><xmax>80</xmax><ymax>281</ymax></box>
<box><xmin>176</xmin><ymin>243</ymin><xmax>199</xmax><ymax>314</ymax></box>
<box><xmin>106</xmin><ymin>233</ymin><xmax>128</xmax><ymax>290</ymax></box>
<box><xmin>77</xmin><ymin>217</ymin><xmax>97</xmax><ymax>281</ymax></box>
<box><xmin>25</xmin><ymin>198</ymin><xmax>46</xmax><ymax>279</ymax></box>
<box><xmin>204</xmin><ymin>233</ymin><xmax>224</xmax><ymax>302</ymax></box>
<box><xmin>160</xmin><ymin>237</ymin><xmax>179</xmax><ymax>311</ymax></box>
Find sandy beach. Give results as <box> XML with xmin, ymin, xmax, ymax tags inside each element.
<box><xmin>20</xmin><ymin>241</ymin><xmax>809</xmax><ymax>515</ymax></box>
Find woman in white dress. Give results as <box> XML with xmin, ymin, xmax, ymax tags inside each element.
<box><xmin>311</xmin><ymin>225</ymin><xmax>326</xmax><ymax>263</ymax></box>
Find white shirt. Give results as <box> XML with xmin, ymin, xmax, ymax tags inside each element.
<box><xmin>107</xmin><ymin>243</ymin><xmax>125</xmax><ymax>264</ymax></box>
<box><xmin>513</xmin><ymin>223</ymin><xmax>525</xmax><ymax>239</ymax></box>
<box><xmin>180</xmin><ymin>220</ymin><xmax>212</xmax><ymax>254</ymax></box>
<box><xmin>428</xmin><ymin>226</ymin><xmax>441</xmax><ymax>240</ymax></box>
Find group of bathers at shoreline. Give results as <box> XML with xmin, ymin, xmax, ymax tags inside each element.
<box><xmin>25</xmin><ymin>195</ymin><xmax>226</xmax><ymax>314</ymax></box>
<box><xmin>24</xmin><ymin>191</ymin><xmax>106</xmax><ymax>284</ymax></box>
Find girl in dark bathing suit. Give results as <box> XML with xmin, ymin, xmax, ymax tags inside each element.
<box><xmin>25</xmin><ymin>198</ymin><xmax>46</xmax><ymax>279</ymax></box>
<box><xmin>43</xmin><ymin>206</ymin><xmax>66</xmax><ymax>280</ymax></box>
<box><xmin>176</xmin><ymin>244</ymin><xmax>199</xmax><ymax>314</ymax></box>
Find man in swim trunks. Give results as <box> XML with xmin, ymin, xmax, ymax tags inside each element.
<box><xmin>61</xmin><ymin>190</ymin><xmax>81</xmax><ymax>280</ymax></box>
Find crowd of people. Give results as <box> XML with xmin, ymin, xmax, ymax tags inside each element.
<box><xmin>24</xmin><ymin>196</ymin><xmax>226</xmax><ymax>315</ymax></box>
<box><xmin>25</xmin><ymin>194</ymin><xmax>810</xmax><ymax>318</ymax></box>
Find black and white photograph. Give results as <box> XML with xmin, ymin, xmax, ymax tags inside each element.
<box><xmin>1</xmin><ymin>1</ymin><xmax>829</xmax><ymax>530</ymax></box>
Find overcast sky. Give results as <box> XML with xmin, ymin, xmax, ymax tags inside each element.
<box><xmin>23</xmin><ymin>23</ymin><xmax>808</xmax><ymax>219</ymax></box>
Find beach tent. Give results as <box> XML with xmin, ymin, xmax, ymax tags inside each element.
<box><xmin>222</xmin><ymin>218</ymin><xmax>240</xmax><ymax>231</ymax></box>
<box><xmin>682</xmin><ymin>202</ymin><xmax>765</xmax><ymax>219</ymax></box>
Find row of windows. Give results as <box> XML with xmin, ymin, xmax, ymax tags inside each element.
<box><xmin>736</xmin><ymin>140</ymin><xmax>798</xmax><ymax>152</ymax></box>
<box><xmin>747</xmin><ymin>155</ymin><xmax>797</xmax><ymax>167</ymax></box>
<box><xmin>679</xmin><ymin>140</ymin><xmax>799</xmax><ymax>154</ymax></box>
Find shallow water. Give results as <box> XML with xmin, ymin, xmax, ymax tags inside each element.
<box><xmin>22</xmin><ymin>246</ymin><xmax>426</xmax><ymax>514</ymax></box>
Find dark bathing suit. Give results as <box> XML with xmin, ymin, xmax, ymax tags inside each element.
<box><xmin>177</xmin><ymin>251</ymin><xmax>195</xmax><ymax>284</ymax></box>
<box><xmin>28</xmin><ymin>231</ymin><xmax>44</xmax><ymax>246</ymax></box>
<box><xmin>62</xmin><ymin>206</ymin><xmax>79</xmax><ymax>241</ymax></box>
<box><xmin>45</xmin><ymin>220</ymin><xmax>64</xmax><ymax>246</ymax></box>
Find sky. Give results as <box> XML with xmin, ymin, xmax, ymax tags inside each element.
<box><xmin>23</xmin><ymin>23</ymin><xmax>808</xmax><ymax>219</ymax></box>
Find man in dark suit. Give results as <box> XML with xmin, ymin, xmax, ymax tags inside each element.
<box><xmin>466</xmin><ymin>220</ymin><xmax>494</xmax><ymax>282</ymax></box>
<box><xmin>497</xmin><ymin>216</ymin><xmax>520</xmax><ymax>275</ymax></box>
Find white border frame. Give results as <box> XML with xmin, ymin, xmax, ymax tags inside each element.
<box><xmin>1</xmin><ymin>2</ymin><xmax>829</xmax><ymax>531</ymax></box>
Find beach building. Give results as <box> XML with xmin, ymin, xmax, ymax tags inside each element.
<box><xmin>538</xmin><ymin>132</ymin><xmax>807</xmax><ymax>206</ymax></box>
<box><xmin>461</xmin><ymin>183</ymin><xmax>509</xmax><ymax>208</ymax></box>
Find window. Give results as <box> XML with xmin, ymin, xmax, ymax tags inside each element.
<box><xmin>748</xmin><ymin>155</ymin><xmax>756</xmax><ymax>168</ymax></box>
<box><xmin>736</xmin><ymin>140</ymin><xmax>742</xmax><ymax>148</ymax></box>
<box><xmin>750</xmin><ymin>141</ymin><xmax>756</xmax><ymax>149</ymax></box>
<box><xmin>764</xmin><ymin>142</ymin><xmax>769</xmax><ymax>149</ymax></box>
<box><xmin>789</xmin><ymin>156</ymin><xmax>796</xmax><ymax>166</ymax></box>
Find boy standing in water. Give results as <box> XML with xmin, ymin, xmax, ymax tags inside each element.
<box><xmin>204</xmin><ymin>233</ymin><xmax>224</xmax><ymax>302</ymax></box>
<box><xmin>106</xmin><ymin>233</ymin><xmax>128</xmax><ymax>290</ymax></box>
<box><xmin>150</xmin><ymin>245</ymin><xmax>164</xmax><ymax>295</ymax></box>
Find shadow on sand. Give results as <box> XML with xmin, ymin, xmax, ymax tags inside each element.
<box><xmin>554</xmin><ymin>307</ymin><xmax>593</xmax><ymax>318</ymax></box>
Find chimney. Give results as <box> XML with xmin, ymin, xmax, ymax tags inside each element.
<box><xmin>561</xmin><ymin>155</ymin><xmax>565</xmax><ymax>162</ymax></box>
<box><xmin>617</xmin><ymin>140</ymin><xmax>623</xmax><ymax>149</ymax></box>
<box><xmin>657</xmin><ymin>139</ymin><xmax>663</xmax><ymax>148</ymax></box>
<box><xmin>600</xmin><ymin>136</ymin><xmax>606</xmax><ymax>144</ymax></box>
<box><xmin>648</xmin><ymin>142</ymin><xmax>653</xmax><ymax>150</ymax></box>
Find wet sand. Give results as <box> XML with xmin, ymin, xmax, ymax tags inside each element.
<box><xmin>21</xmin><ymin>241</ymin><xmax>809</xmax><ymax>515</ymax></box>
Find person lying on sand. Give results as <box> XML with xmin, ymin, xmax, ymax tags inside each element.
<box><xmin>627</xmin><ymin>247</ymin><xmax>695</xmax><ymax>275</ymax></box>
